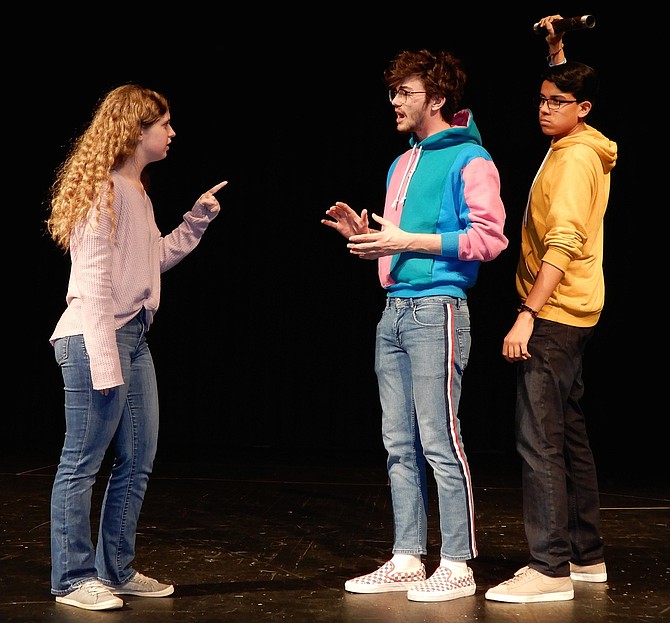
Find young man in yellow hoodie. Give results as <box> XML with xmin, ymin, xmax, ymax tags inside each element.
<box><xmin>485</xmin><ymin>15</ymin><xmax>618</xmax><ymax>603</ymax></box>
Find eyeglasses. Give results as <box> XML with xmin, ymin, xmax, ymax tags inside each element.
<box><xmin>389</xmin><ymin>88</ymin><xmax>427</xmax><ymax>104</ymax></box>
<box><xmin>538</xmin><ymin>95</ymin><xmax>578</xmax><ymax>111</ymax></box>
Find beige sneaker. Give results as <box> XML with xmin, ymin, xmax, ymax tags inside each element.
<box><xmin>55</xmin><ymin>579</ymin><xmax>124</xmax><ymax>610</ymax></box>
<box><xmin>570</xmin><ymin>562</ymin><xmax>607</xmax><ymax>582</ymax></box>
<box><xmin>108</xmin><ymin>571</ymin><xmax>174</xmax><ymax>597</ymax></box>
<box><xmin>485</xmin><ymin>566</ymin><xmax>574</xmax><ymax>603</ymax></box>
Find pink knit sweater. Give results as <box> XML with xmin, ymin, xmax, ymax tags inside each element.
<box><xmin>50</xmin><ymin>172</ymin><xmax>218</xmax><ymax>390</ymax></box>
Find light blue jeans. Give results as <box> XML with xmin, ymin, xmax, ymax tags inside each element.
<box><xmin>50</xmin><ymin>310</ymin><xmax>159</xmax><ymax>595</ymax></box>
<box><xmin>376</xmin><ymin>296</ymin><xmax>477</xmax><ymax>562</ymax></box>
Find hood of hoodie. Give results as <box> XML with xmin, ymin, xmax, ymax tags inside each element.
<box><xmin>409</xmin><ymin>109</ymin><xmax>482</xmax><ymax>151</ymax></box>
<box><xmin>551</xmin><ymin>123</ymin><xmax>617</xmax><ymax>174</ymax></box>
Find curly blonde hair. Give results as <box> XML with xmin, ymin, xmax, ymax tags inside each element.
<box><xmin>47</xmin><ymin>84</ymin><xmax>169</xmax><ymax>251</ymax></box>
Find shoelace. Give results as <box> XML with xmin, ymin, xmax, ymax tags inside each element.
<box><xmin>83</xmin><ymin>581</ymin><xmax>110</xmax><ymax>595</ymax></box>
<box><xmin>505</xmin><ymin>567</ymin><xmax>531</xmax><ymax>584</ymax></box>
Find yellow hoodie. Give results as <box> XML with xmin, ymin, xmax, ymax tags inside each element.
<box><xmin>517</xmin><ymin>123</ymin><xmax>618</xmax><ymax>327</ymax></box>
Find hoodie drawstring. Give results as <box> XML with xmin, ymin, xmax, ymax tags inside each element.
<box><xmin>391</xmin><ymin>145</ymin><xmax>423</xmax><ymax>210</ymax></box>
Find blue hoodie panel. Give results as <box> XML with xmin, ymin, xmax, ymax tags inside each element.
<box><xmin>385</xmin><ymin>118</ymin><xmax>486</xmax><ymax>299</ymax></box>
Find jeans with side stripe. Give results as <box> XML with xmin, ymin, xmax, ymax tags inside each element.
<box><xmin>375</xmin><ymin>296</ymin><xmax>477</xmax><ymax>562</ymax></box>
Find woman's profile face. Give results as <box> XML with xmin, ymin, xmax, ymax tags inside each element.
<box><xmin>138</xmin><ymin>112</ymin><xmax>176</xmax><ymax>163</ymax></box>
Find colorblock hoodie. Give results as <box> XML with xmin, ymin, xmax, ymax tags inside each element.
<box><xmin>378</xmin><ymin>109</ymin><xmax>508</xmax><ymax>299</ymax></box>
<box><xmin>517</xmin><ymin>123</ymin><xmax>618</xmax><ymax>327</ymax></box>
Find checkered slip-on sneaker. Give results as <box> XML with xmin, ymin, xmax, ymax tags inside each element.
<box><xmin>407</xmin><ymin>565</ymin><xmax>476</xmax><ymax>602</ymax></box>
<box><xmin>345</xmin><ymin>560</ymin><xmax>426</xmax><ymax>594</ymax></box>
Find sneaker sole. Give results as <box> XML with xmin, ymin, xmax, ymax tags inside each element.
<box><xmin>484</xmin><ymin>588</ymin><xmax>574</xmax><ymax>603</ymax></box>
<box><xmin>345</xmin><ymin>580</ymin><xmax>423</xmax><ymax>594</ymax></box>
<box><xmin>407</xmin><ymin>583</ymin><xmax>476</xmax><ymax>602</ymax></box>
<box><xmin>55</xmin><ymin>595</ymin><xmax>124</xmax><ymax>610</ymax></box>
<box><xmin>111</xmin><ymin>585</ymin><xmax>175</xmax><ymax>597</ymax></box>
<box><xmin>570</xmin><ymin>572</ymin><xmax>607</xmax><ymax>582</ymax></box>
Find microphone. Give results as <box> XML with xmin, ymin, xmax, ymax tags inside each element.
<box><xmin>533</xmin><ymin>15</ymin><xmax>596</xmax><ymax>36</ymax></box>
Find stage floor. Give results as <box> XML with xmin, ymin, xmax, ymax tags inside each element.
<box><xmin>1</xmin><ymin>448</ymin><xmax>668</xmax><ymax>622</ymax></box>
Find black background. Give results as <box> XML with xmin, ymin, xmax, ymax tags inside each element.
<box><xmin>15</xmin><ymin>7</ymin><xmax>656</xmax><ymax>481</ymax></box>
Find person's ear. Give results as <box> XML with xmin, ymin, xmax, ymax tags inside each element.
<box><xmin>577</xmin><ymin>100</ymin><xmax>592</xmax><ymax>119</ymax></box>
<box><xmin>432</xmin><ymin>96</ymin><xmax>445</xmax><ymax>111</ymax></box>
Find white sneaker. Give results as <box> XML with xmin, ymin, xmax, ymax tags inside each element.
<box><xmin>55</xmin><ymin>579</ymin><xmax>124</xmax><ymax>610</ymax></box>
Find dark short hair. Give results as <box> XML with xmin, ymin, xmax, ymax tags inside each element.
<box><xmin>542</xmin><ymin>61</ymin><xmax>599</xmax><ymax>103</ymax></box>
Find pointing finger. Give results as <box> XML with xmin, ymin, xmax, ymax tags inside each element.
<box><xmin>208</xmin><ymin>180</ymin><xmax>228</xmax><ymax>194</ymax></box>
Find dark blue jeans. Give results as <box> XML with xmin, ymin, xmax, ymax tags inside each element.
<box><xmin>515</xmin><ymin>318</ymin><xmax>604</xmax><ymax>578</ymax></box>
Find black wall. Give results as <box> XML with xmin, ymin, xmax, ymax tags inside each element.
<box><xmin>16</xmin><ymin>7</ymin><xmax>656</xmax><ymax>481</ymax></box>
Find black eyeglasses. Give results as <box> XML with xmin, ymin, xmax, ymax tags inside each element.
<box><xmin>538</xmin><ymin>95</ymin><xmax>578</xmax><ymax>111</ymax></box>
<box><xmin>389</xmin><ymin>88</ymin><xmax>427</xmax><ymax>104</ymax></box>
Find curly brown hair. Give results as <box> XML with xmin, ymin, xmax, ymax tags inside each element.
<box><xmin>46</xmin><ymin>84</ymin><xmax>169</xmax><ymax>251</ymax></box>
<box><xmin>384</xmin><ymin>49</ymin><xmax>466</xmax><ymax>123</ymax></box>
